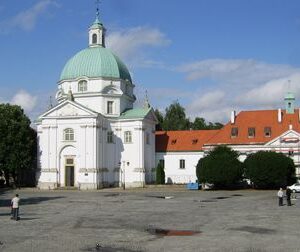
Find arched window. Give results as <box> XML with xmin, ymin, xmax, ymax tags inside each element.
<box><xmin>64</xmin><ymin>128</ymin><xmax>74</xmax><ymax>141</ymax></box>
<box><xmin>92</xmin><ymin>33</ymin><xmax>97</xmax><ymax>44</ymax></box>
<box><xmin>78</xmin><ymin>80</ymin><xmax>87</xmax><ymax>92</ymax></box>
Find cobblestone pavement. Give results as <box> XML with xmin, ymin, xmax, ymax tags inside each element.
<box><xmin>0</xmin><ymin>187</ymin><xmax>299</xmax><ymax>252</ymax></box>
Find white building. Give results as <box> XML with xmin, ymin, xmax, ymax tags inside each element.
<box><xmin>36</xmin><ymin>15</ymin><xmax>157</xmax><ymax>189</ymax></box>
<box><xmin>155</xmin><ymin>93</ymin><xmax>300</xmax><ymax>183</ymax></box>
<box><xmin>155</xmin><ymin>130</ymin><xmax>219</xmax><ymax>183</ymax></box>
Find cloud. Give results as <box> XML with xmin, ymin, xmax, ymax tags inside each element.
<box><xmin>0</xmin><ymin>0</ymin><xmax>59</xmax><ymax>33</ymax></box>
<box><xmin>172</xmin><ymin>59</ymin><xmax>300</xmax><ymax>123</ymax></box>
<box><xmin>11</xmin><ymin>90</ymin><xmax>37</xmax><ymax>112</ymax></box>
<box><xmin>177</xmin><ymin>59</ymin><xmax>299</xmax><ymax>87</ymax></box>
<box><xmin>106</xmin><ymin>26</ymin><xmax>170</xmax><ymax>67</ymax></box>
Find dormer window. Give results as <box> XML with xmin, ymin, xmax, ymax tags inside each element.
<box><xmin>264</xmin><ymin>127</ymin><xmax>271</xmax><ymax>137</ymax></box>
<box><xmin>78</xmin><ymin>80</ymin><xmax>87</xmax><ymax>92</ymax></box>
<box><xmin>248</xmin><ymin>127</ymin><xmax>255</xmax><ymax>138</ymax></box>
<box><xmin>92</xmin><ymin>33</ymin><xmax>97</xmax><ymax>44</ymax></box>
<box><xmin>231</xmin><ymin>127</ymin><xmax>238</xmax><ymax>138</ymax></box>
<box><xmin>192</xmin><ymin>139</ymin><xmax>198</xmax><ymax>144</ymax></box>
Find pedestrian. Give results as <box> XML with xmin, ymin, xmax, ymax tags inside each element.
<box><xmin>277</xmin><ymin>188</ymin><xmax>283</xmax><ymax>206</ymax></box>
<box><xmin>286</xmin><ymin>187</ymin><xmax>292</xmax><ymax>206</ymax></box>
<box><xmin>11</xmin><ymin>194</ymin><xmax>20</xmax><ymax>221</ymax></box>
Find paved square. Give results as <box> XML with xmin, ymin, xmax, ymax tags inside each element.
<box><xmin>0</xmin><ymin>188</ymin><xmax>299</xmax><ymax>252</ymax></box>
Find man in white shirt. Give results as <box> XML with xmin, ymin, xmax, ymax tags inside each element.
<box><xmin>277</xmin><ymin>188</ymin><xmax>283</xmax><ymax>206</ymax></box>
<box><xmin>11</xmin><ymin>194</ymin><xmax>20</xmax><ymax>221</ymax></box>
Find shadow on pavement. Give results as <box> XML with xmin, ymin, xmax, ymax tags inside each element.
<box><xmin>0</xmin><ymin>196</ymin><xmax>65</xmax><ymax>207</ymax></box>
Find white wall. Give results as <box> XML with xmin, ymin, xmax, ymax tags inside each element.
<box><xmin>155</xmin><ymin>152</ymin><xmax>204</xmax><ymax>184</ymax></box>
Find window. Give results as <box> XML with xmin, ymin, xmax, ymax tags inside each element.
<box><xmin>192</xmin><ymin>139</ymin><xmax>198</xmax><ymax>144</ymax></box>
<box><xmin>159</xmin><ymin>159</ymin><xmax>165</xmax><ymax>168</ymax></box>
<box><xmin>179</xmin><ymin>159</ymin><xmax>185</xmax><ymax>169</ymax></box>
<box><xmin>107</xmin><ymin>101</ymin><xmax>113</xmax><ymax>114</ymax></box>
<box><xmin>171</xmin><ymin>139</ymin><xmax>177</xmax><ymax>144</ymax></box>
<box><xmin>264</xmin><ymin>127</ymin><xmax>271</xmax><ymax>137</ymax></box>
<box><xmin>107</xmin><ymin>131</ymin><xmax>114</xmax><ymax>143</ymax></box>
<box><xmin>124</xmin><ymin>131</ymin><xmax>132</xmax><ymax>143</ymax></box>
<box><xmin>92</xmin><ymin>33</ymin><xmax>97</xmax><ymax>44</ymax></box>
<box><xmin>78</xmin><ymin>80</ymin><xmax>87</xmax><ymax>92</ymax></box>
<box><xmin>231</xmin><ymin>127</ymin><xmax>238</xmax><ymax>138</ymax></box>
<box><xmin>64</xmin><ymin>128</ymin><xmax>74</xmax><ymax>141</ymax></box>
<box><xmin>146</xmin><ymin>133</ymin><xmax>150</xmax><ymax>144</ymax></box>
<box><xmin>248</xmin><ymin>127</ymin><xmax>255</xmax><ymax>138</ymax></box>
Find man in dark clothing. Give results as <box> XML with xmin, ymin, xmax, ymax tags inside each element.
<box><xmin>286</xmin><ymin>187</ymin><xmax>292</xmax><ymax>206</ymax></box>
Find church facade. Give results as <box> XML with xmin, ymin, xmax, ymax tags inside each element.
<box><xmin>36</xmin><ymin>16</ymin><xmax>157</xmax><ymax>189</ymax></box>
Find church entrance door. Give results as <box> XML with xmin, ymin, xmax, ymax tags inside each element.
<box><xmin>65</xmin><ymin>158</ymin><xmax>75</xmax><ymax>187</ymax></box>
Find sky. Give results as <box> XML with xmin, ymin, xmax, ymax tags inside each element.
<box><xmin>1</xmin><ymin>0</ymin><xmax>300</xmax><ymax>123</ymax></box>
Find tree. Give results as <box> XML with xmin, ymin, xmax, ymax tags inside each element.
<box><xmin>196</xmin><ymin>145</ymin><xmax>243</xmax><ymax>188</ymax></box>
<box><xmin>0</xmin><ymin>104</ymin><xmax>37</xmax><ymax>186</ymax></box>
<box><xmin>156</xmin><ymin>162</ymin><xmax>165</xmax><ymax>184</ymax></box>
<box><xmin>244</xmin><ymin>151</ymin><xmax>296</xmax><ymax>189</ymax></box>
<box><xmin>154</xmin><ymin>109</ymin><xmax>164</xmax><ymax>131</ymax></box>
<box><xmin>191</xmin><ymin>117</ymin><xmax>223</xmax><ymax>130</ymax></box>
<box><xmin>162</xmin><ymin>101</ymin><xmax>190</xmax><ymax>130</ymax></box>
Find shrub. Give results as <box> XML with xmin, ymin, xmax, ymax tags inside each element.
<box><xmin>196</xmin><ymin>145</ymin><xmax>243</xmax><ymax>189</ymax></box>
<box><xmin>244</xmin><ymin>151</ymin><xmax>296</xmax><ymax>189</ymax></box>
<box><xmin>156</xmin><ymin>162</ymin><xmax>165</xmax><ymax>184</ymax></box>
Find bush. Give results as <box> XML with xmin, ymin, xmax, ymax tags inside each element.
<box><xmin>244</xmin><ymin>151</ymin><xmax>296</xmax><ymax>189</ymax></box>
<box><xmin>196</xmin><ymin>146</ymin><xmax>243</xmax><ymax>189</ymax></box>
<box><xmin>156</xmin><ymin>162</ymin><xmax>165</xmax><ymax>184</ymax></box>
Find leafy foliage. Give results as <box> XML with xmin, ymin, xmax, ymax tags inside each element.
<box><xmin>155</xmin><ymin>102</ymin><xmax>223</xmax><ymax>131</ymax></box>
<box><xmin>0</xmin><ymin>104</ymin><xmax>37</xmax><ymax>186</ymax></box>
<box><xmin>191</xmin><ymin>117</ymin><xmax>223</xmax><ymax>130</ymax></box>
<box><xmin>156</xmin><ymin>162</ymin><xmax>165</xmax><ymax>184</ymax></box>
<box><xmin>162</xmin><ymin>101</ymin><xmax>190</xmax><ymax>130</ymax></box>
<box><xmin>244</xmin><ymin>151</ymin><xmax>296</xmax><ymax>189</ymax></box>
<box><xmin>196</xmin><ymin>146</ymin><xmax>243</xmax><ymax>188</ymax></box>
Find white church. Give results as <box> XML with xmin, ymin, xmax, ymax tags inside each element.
<box><xmin>36</xmin><ymin>14</ymin><xmax>157</xmax><ymax>189</ymax></box>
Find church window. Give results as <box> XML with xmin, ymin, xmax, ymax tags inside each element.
<box><xmin>107</xmin><ymin>101</ymin><xmax>113</xmax><ymax>114</ymax></box>
<box><xmin>124</xmin><ymin>131</ymin><xmax>132</xmax><ymax>143</ymax></box>
<box><xmin>107</xmin><ymin>131</ymin><xmax>114</xmax><ymax>143</ymax></box>
<box><xmin>78</xmin><ymin>80</ymin><xmax>87</xmax><ymax>92</ymax></box>
<box><xmin>231</xmin><ymin>127</ymin><xmax>238</xmax><ymax>138</ymax></box>
<box><xmin>92</xmin><ymin>33</ymin><xmax>97</xmax><ymax>44</ymax></box>
<box><xmin>179</xmin><ymin>159</ymin><xmax>185</xmax><ymax>169</ymax></box>
<box><xmin>64</xmin><ymin>128</ymin><xmax>74</xmax><ymax>141</ymax></box>
<box><xmin>264</xmin><ymin>127</ymin><xmax>271</xmax><ymax>137</ymax></box>
<box><xmin>248</xmin><ymin>127</ymin><xmax>255</xmax><ymax>138</ymax></box>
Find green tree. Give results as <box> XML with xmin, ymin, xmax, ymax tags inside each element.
<box><xmin>162</xmin><ymin>101</ymin><xmax>190</xmax><ymax>130</ymax></box>
<box><xmin>196</xmin><ymin>146</ymin><xmax>243</xmax><ymax>188</ymax></box>
<box><xmin>156</xmin><ymin>162</ymin><xmax>165</xmax><ymax>184</ymax></box>
<box><xmin>154</xmin><ymin>109</ymin><xmax>164</xmax><ymax>131</ymax></box>
<box><xmin>244</xmin><ymin>151</ymin><xmax>296</xmax><ymax>189</ymax></box>
<box><xmin>191</xmin><ymin>117</ymin><xmax>223</xmax><ymax>130</ymax></box>
<box><xmin>0</xmin><ymin>104</ymin><xmax>37</xmax><ymax>186</ymax></box>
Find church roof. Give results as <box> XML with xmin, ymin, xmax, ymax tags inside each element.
<box><xmin>156</xmin><ymin>130</ymin><xmax>219</xmax><ymax>152</ymax></box>
<box><xmin>205</xmin><ymin>109</ymin><xmax>300</xmax><ymax>146</ymax></box>
<box><xmin>60</xmin><ymin>47</ymin><xmax>132</xmax><ymax>82</ymax></box>
<box><xmin>118</xmin><ymin>108</ymin><xmax>152</xmax><ymax>119</ymax></box>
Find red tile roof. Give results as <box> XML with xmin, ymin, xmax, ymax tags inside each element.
<box><xmin>206</xmin><ymin>109</ymin><xmax>300</xmax><ymax>145</ymax></box>
<box><xmin>155</xmin><ymin>130</ymin><xmax>219</xmax><ymax>152</ymax></box>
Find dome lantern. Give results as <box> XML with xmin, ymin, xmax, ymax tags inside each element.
<box><xmin>89</xmin><ymin>4</ymin><xmax>106</xmax><ymax>47</ymax></box>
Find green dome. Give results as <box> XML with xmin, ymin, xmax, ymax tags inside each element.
<box><xmin>60</xmin><ymin>47</ymin><xmax>132</xmax><ymax>82</ymax></box>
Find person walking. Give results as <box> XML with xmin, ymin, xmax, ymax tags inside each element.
<box><xmin>286</xmin><ymin>187</ymin><xmax>292</xmax><ymax>206</ymax></box>
<box><xmin>277</xmin><ymin>188</ymin><xmax>283</xmax><ymax>206</ymax></box>
<box><xmin>11</xmin><ymin>194</ymin><xmax>20</xmax><ymax>221</ymax></box>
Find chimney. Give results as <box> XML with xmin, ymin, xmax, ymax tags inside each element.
<box><xmin>230</xmin><ymin>110</ymin><xmax>236</xmax><ymax>124</ymax></box>
<box><xmin>278</xmin><ymin>109</ymin><xmax>282</xmax><ymax>123</ymax></box>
